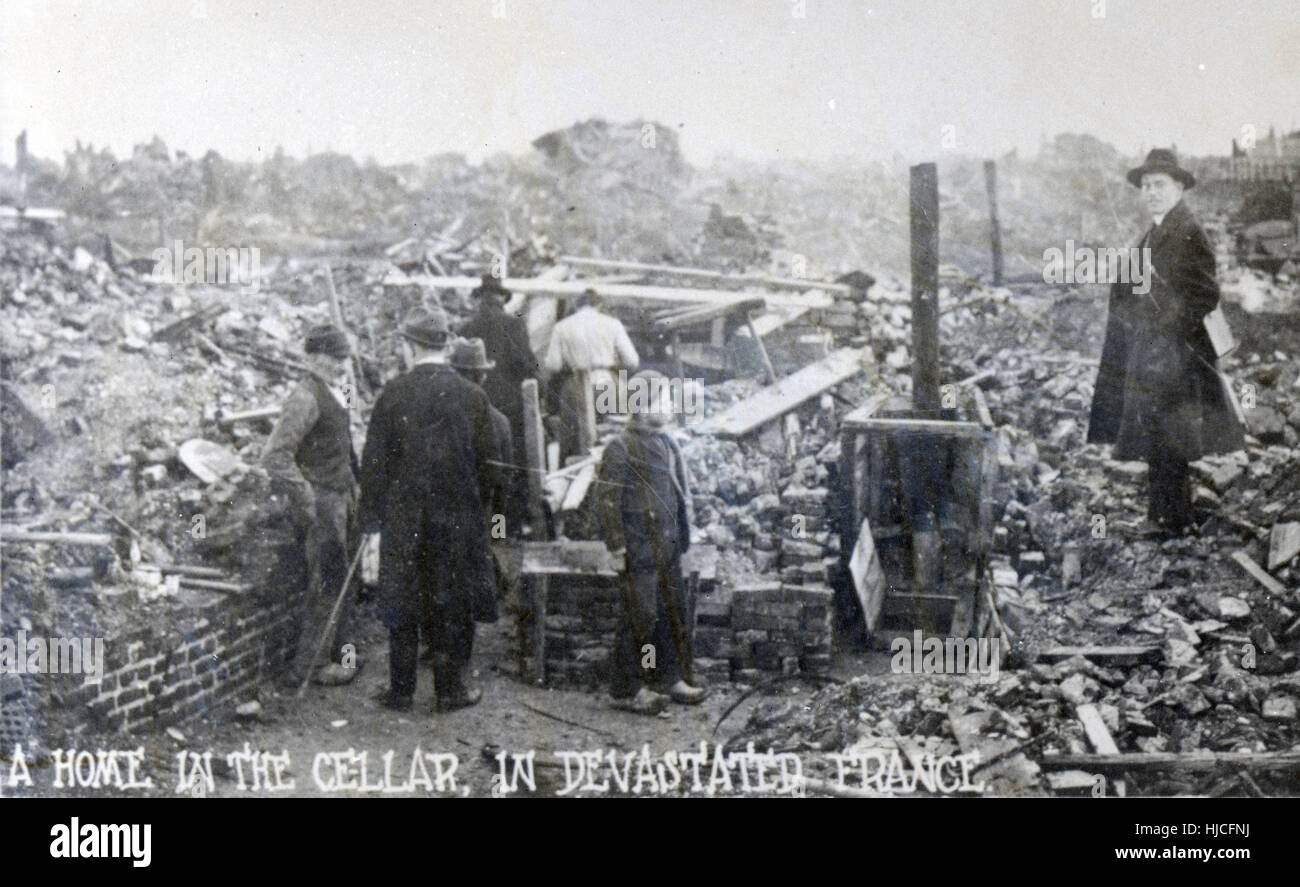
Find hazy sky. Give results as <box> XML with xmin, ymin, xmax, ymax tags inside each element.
<box><xmin>2</xmin><ymin>0</ymin><xmax>1297</xmax><ymax>166</ymax></box>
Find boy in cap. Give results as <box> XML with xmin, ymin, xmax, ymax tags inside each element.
<box><xmin>596</xmin><ymin>370</ymin><xmax>703</xmax><ymax>714</ymax></box>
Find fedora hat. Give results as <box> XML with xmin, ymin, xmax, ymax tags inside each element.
<box><xmin>401</xmin><ymin>307</ymin><xmax>450</xmax><ymax>348</ymax></box>
<box><xmin>304</xmin><ymin>323</ymin><xmax>350</xmax><ymax>359</ymax></box>
<box><xmin>1127</xmin><ymin>148</ymin><xmax>1195</xmax><ymax>189</ymax></box>
<box><xmin>450</xmin><ymin>338</ymin><xmax>496</xmax><ymax>371</ymax></box>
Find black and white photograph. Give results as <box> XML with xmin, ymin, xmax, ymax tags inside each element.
<box><xmin>0</xmin><ymin>0</ymin><xmax>1295</xmax><ymax>857</ymax></box>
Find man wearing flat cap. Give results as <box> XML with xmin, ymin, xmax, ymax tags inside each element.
<box><xmin>359</xmin><ymin>308</ymin><xmax>501</xmax><ymax>712</ymax></box>
<box><xmin>1088</xmin><ymin>148</ymin><xmax>1245</xmax><ymax>536</ymax></box>
<box><xmin>596</xmin><ymin>370</ymin><xmax>702</xmax><ymax>715</ymax></box>
<box><xmin>262</xmin><ymin>323</ymin><xmax>361</xmax><ymax>687</ymax></box>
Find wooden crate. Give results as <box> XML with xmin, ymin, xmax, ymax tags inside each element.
<box><xmin>840</xmin><ymin>398</ymin><xmax>997</xmax><ymax>637</ymax></box>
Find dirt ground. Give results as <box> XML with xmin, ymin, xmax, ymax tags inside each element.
<box><xmin>10</xmin><ymin>611</ymin><xmax>898</xmax><ymax>798</ymax></box>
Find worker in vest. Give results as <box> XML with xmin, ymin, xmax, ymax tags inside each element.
<box><xmin>262</xmin><ymin>323</ymin><xmax>361</xmax><ymax>688</ymax></box>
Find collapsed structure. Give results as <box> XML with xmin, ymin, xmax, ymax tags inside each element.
<box><xmin>3</xmin><ymin>123</ymin><xmax>1300</xmax><ymax>797</ymax></box>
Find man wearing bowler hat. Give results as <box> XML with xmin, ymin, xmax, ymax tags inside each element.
<box><xmin>1088</xmin><ymin>148</ymin><xmax>1244</xmax><ymax>536</ymax></box>
<box><xmin>262</xmin><ymin>323</ymin><xmax>361</xmax><ymax>687</ymax></box>
<box><xmin>359</xmin><ymin>308</ymin><xmax>501</xmax><ymax>712</ymax></box>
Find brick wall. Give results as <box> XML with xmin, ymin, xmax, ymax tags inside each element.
<box><xmin>52</xmin><ymin>586</ymin><xmax>296</xmax><ymax>734</ymax></box>
<box><xmin>543</xmin><ymin>578</ymin><xmax>834</xmax><ymax>690</ymax></box>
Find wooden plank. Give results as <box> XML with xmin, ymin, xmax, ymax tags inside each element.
<box><xmin>1040</xmin><ymin>751</ymin><xmax>1300</xmax><ymax>773</ymax></box>
<box><xmin>418</xmin><ymin>275</ymin><xmax>834</xmax><ymax>310</ymax></box>
<box><xmin>515</xmin><ymin>541</ymin><xmax>623</xmax><ymax>577</ymax></box>
<box><xmin>1231</xmin><ymin>549</ymin><xmax>1288</xmax><ymax>596</ymax></box>
<box><xmin>969</xmin><ymin>386</ymin><xmax>994</xmax><ymax>429</ymax></box>
<box><xmin>652</xmin><ymin>298</ymin><xmax>765</xmax><ymax>332</ymax></box>
<box><xmin>520</xmin><ymin>379</ymin><xmax>549</xmax><ymax>685</ymax></box>
<box><xmin>1038</xmin><ymin>645</ymin><xmax>1161</xmax><ymax>666</ymax></box>
<box><xmin>0</xmin><ymin>529</ymin><xmax>113</xmax><ymax>547</ymax></box>
<box><xmin>841</xmin><ymin>417</ymin><xmax>987</xmax><ymax>435</ymax></box>
<box><xmin>910</xmin><ymin>163</ymin><xmax>940</xmax><ymax>415</ymax></box>
<box><xmin>703</xmin><ymin>348</ymin><xmax>865</xmax><ymax>438</ymax></box>
<box><xmin>1076</xmin><ymin>704</ymin><xmax>1120</xmax><ymax>755</ymax></box>
<box><xmin>840</xmin><ymin>394</ymin><xmax>889</xmax><ymax>428</ymax></box>
<box><xmin>747</xmin><ymin>307</ymin><xmax>809</xmax><ymax>337</ymax></box>
<box><xmin>559</xmin><ymin>463</ymin><xmax>596</xmax><ymax>512</ymax></box>
<box><xmin>747</xmin><ymin>312</ymin><xmax>779</xmax><ymax>385</ymax></box>
<box><xmin>177</xmin><ymin>577</ymin><xmax>248</xmax><ymax>594</ymax></box>
<box><xmin>558</xmin><ymin>255</ymin><xmax>856</xmax><ymax>295</ymax></box>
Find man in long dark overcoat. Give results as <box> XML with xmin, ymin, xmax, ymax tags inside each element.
<box><xmin>458</xmin><ymin>275</ymin><xmax>538</xmax><ymax>486</ymax></box>
<box><xmin>1087</xmin><ymin>149</ymin><xmax>1244</xmax><ymax>535</ymax></box>
<box><xmin>359</xmin><ymin>308</ymin><xmax>501</xmax><ymax>712</ymax></box>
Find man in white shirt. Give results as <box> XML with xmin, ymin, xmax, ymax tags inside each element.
<box><xmin>543</xmin><ymin>289</ymin><xmax>639</xmax><ymax>457</ymax></box>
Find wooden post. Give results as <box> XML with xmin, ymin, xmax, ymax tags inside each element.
<box><xmin>984</xmin><ymin>160</ymin><xmax>1003</xmax><ymax>287</ymax></box>
<box><xmin>746</xmin><ymin>312</ymin><xmax>779</xmax><ymax>385</ymax></box>
<box><xmin>909</xmin><ymin>163</ymin><xmax>940</xmax><ymax>417</ymax></box>
<box><xmin>521</xmin><ymin>379</ymin><xmax>548</xmax><ymax>684</ymax></box>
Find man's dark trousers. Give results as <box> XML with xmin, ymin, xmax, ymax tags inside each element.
<box><xmin>386</xmin><ymin>511</ymin><xmax>477</xmax><ymax>700</ymax></box>
<box><xmin>610</xmin><ymin>547</ymin><xmax>694</xmax><ymax>698</ymax></box>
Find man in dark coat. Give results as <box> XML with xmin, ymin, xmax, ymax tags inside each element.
<box><xmin>1087</xmin><ymin>149</ymin><xmax>1245</xmax><ymax>535</ymax></box>
<box><xmin>458</xmin><ymin>275</ymin><xmax>538</xmax><ymax>484</ymax></box>
<box><xmin>359</xmin><ymin>309</ymin><xmax>501</xmax><ymax>712</ymax></box>
<box><xmin>262</xmin><ymin>323</ymin><xmax>360</xmax><ymax>688</ymax></box>
<box><xmin>596</xmin><ymin>371</ymin><xmax>703</xmax><ymax>715</ymax></box>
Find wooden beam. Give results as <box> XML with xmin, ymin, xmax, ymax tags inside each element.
<box><xmin>559</xmin><ymin>255</ymin><xmax>856</xmax><ymax>295</ymax></box>
<box><xmin>558</xmin><ymin>463</ymin><xmax>597</xmax><ymax>512</ymax></box>
<box><xmin>651</xmin><ymin>297</ymin><xmax>765</xmax><ymax>332</ymax></box>
<box><xmin>1038</xmin><ymin>645</ymin><xmax>1161</xmax><ymax>666</ymax></box>
<box><xmin>841</xmin><ymin>417</ymin><xmax>987</xmax><ymax>436</ymax></box>
<box><xmin>0</xmin><ymin>529</ymin><xmax>113</xmax><ymax>547</ymax></box>
<box><xmin>521</xmin><ymin>379</ymin><xmax>548</xmax><ymax>685</ymax></box>
<box><xmin>1040</xmin><ymin>751</ymin><xmax>1300</xmax><ymax>773</ymax></box>
<box><xmin>910</xmin><ymin>163</ymin><xmax>941</xmax><ymax>416</ymax></box>
<box><xmin>216</xmin><ymin>406</ymin><xmax>281</xmax><ymax>428</ymax></box>
<box><xmin>1076</xmin><ymin>704</ymin><xmax>1120</xmax><ymax>754</ymax></box>
<box><xmin>415</xmin><ymin>275</ymin><xmax>834</xmax><ymax>311</ymax></box>
<box><xmin>702</xmin><ymin>348</ymin><xmax>866</xmax><ymax>438</ymax></box>
<box><xmin>514</xmin><ymin>541</ymin><xmax>623</xmax><ymax>577</ymax></box>
<box><xmin>1231</xmin><ymin>549</ymin><xmax>1288</xmax><ymax>596</ymax></box>
<box><xmin>984</xmin><ymin>160</ymin><xmax>1003</xmax><ymax>287</ymax></box>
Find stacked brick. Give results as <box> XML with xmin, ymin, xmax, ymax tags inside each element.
<box><xmin>53</xmin><ymin>587</ymin><xmax>296</xmax><ymax>734</ymax></box>
<box><xmin>542</xmin><ymin>577</ymin><xmax>618</xmax><ymax>691</ymax></box>
<box><xmin>728</xmin><ymin>582</ymin><xmax>833</xmax><ymax>681</ymax></box>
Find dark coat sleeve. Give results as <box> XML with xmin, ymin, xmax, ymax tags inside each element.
<box><xmin>507</xmin><ymin>314</ymin><xmax>539</xmax><ymax>381</ymax></box>
<box><xmin>1168</xmin><ymin>222</ymin><xmax>1220</xmax><ymax>340</ymax></box>
<box><xmin>1087</xmin><ymin>279</ymin><xmax>1131</xmax><ymax>445</ymax></box>
<box><xmin>358</xmin><ymin>386</ymin><xmax>393</xmax><ymax>533</ymax></box>
<box><xmin>595</xmin><ymin>437</ymin><xmax>629</xmax><ymax>553</ymax></box>
<box><xmin>469</xmin><ymin>384</ymin><xmax>502</xmax><ymax>513</ymax></box>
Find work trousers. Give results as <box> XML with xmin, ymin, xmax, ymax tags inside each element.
<box><xmin>610</xmin><ymin>548</ymin><xmax>694</xmax><ymax>698</ymax></box>
<box><xmin>292</xmin><ymin>486</ymin><xmax>358</xmax><ymax>675</ymax></box>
